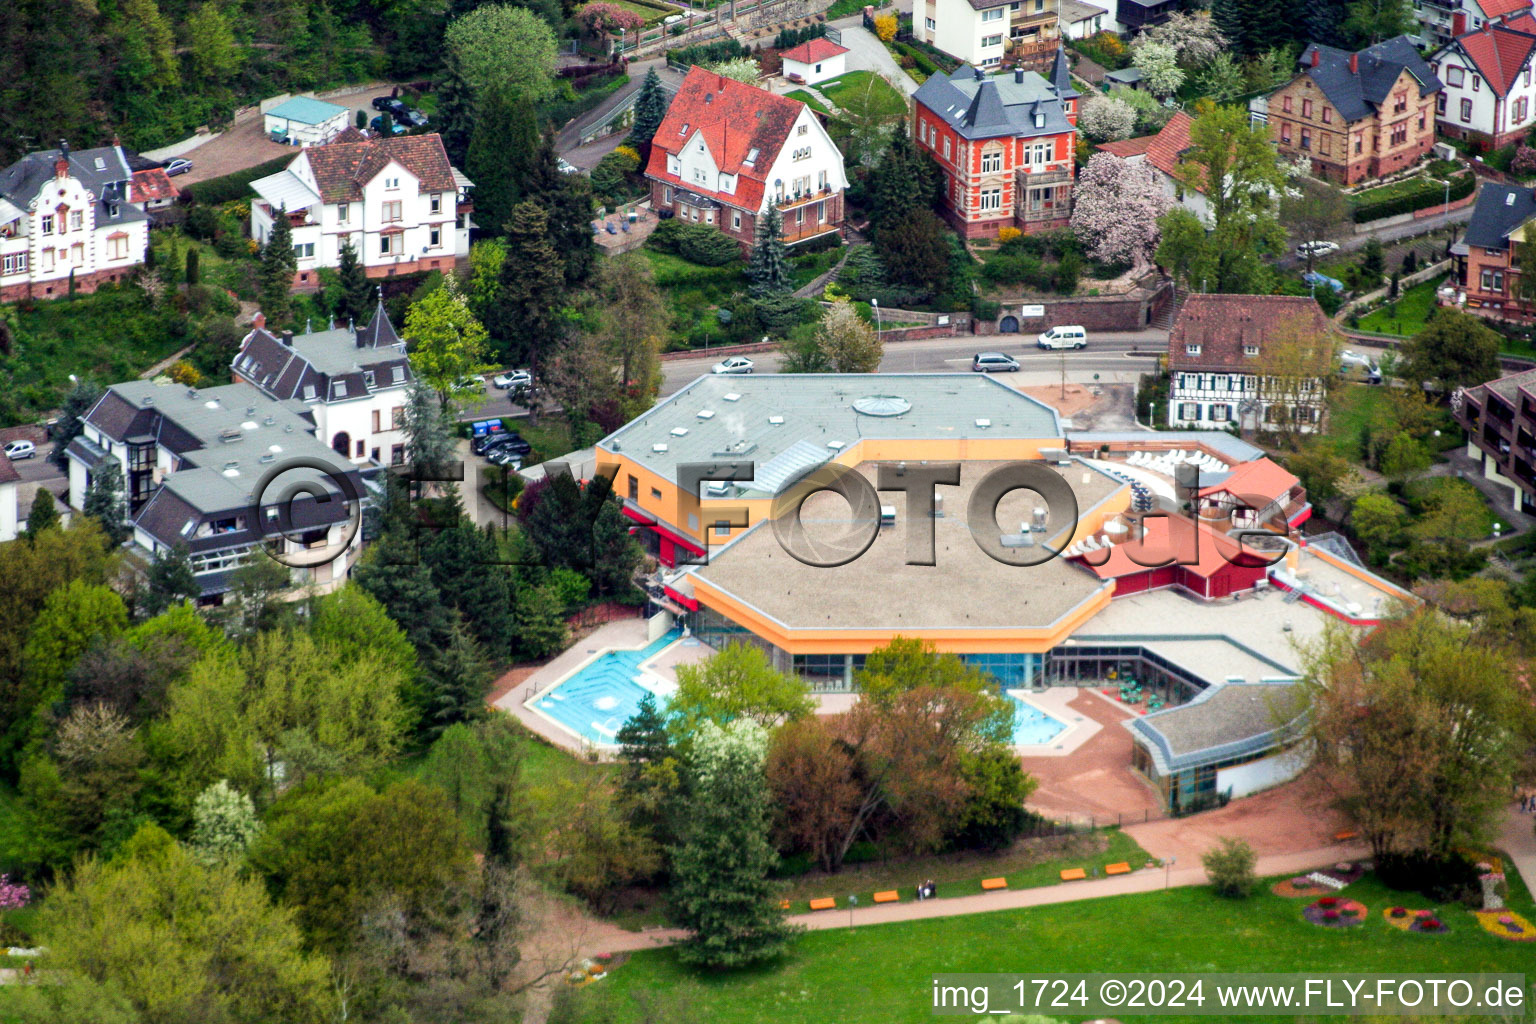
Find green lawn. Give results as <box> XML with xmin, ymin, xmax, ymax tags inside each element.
<box><xmin>608</xmin><ymin>0</ymin><xmax>679</xmax><ymax>25</ymax></box>
<box><xmin>818</xmin><ymin>70</ymin><xmax>908</xmax><ymax>118</ymax></box>
<box><xmin>785</xmin><ymin>89</ymin><xmax>831</xmax><ymax>115</ymax></box>
<box><xmin>1355</xmin><ymin>275</ymin><xmax>1447</xmax><ymax>337</ymax></box>
<box><xmin>575</xmin><ymin>869</ymin><xmax>1536</xmax><ymax>1023</ymax></box>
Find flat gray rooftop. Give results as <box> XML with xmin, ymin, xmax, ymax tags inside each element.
<box><xmin>691</xmin><ymin>459</ymin><xmax>1118</xmax><ymax>632</ymax></box>
<box><xmin>1481</xmin><ymin>367</ymin><xmax>1536</xmax><ymax>402</ymax></box>
<box><xmin>289</xmin><ymin>327</ymin><xmax>406</xmax><ymax>376</ymax></box>
<box><xmin>109</xmin><ymin>379</ymin><xmax>321</xmax><ymax>447</ymax></box>
<box><xmin>1068</xmin><ymin>430</ymin><xmax>1266</xmax><ymax>463</ymax></box>
<box><xmin>1139</xmin><ymin>682</ymin><xmax>1303</xmax><ymax>760</ymax></box>
<box><xmin>601</xmin><ymin>374</ymin><xmax>1063</xmax><ymax>490</ymax></box>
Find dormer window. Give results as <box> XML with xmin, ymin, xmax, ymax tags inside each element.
<box><xmin>1186</xmin><ymin>344</ymin><xmax>1202</xmax><ymax>355</ymax></box>
<box><xmin>303</xmin><ymin>384</ymin><xmax>317</xmax><ymax>400</ymax></box>
<box><xmin>363</xmin><ymin>370</ymin><xmax>376</xmax><ymax>388</ymax></box>
<box><xmin>1244</xmin><ymin>344</ymin><xmax>1259</xmax><ymax>356</ymax></box>
<box><xmin>679</xmin><ymin>122</ymin><xmax>690</xmax><ymax>135</ymax></box>
<box><xmin>334</xmin><ymin>381</ymin><xmax>348</xmax><ymax>398</ymax></box>
<box><xmin>391</xmin><ymin>366</ymin><xmax>405</xmax><ymax>383</ymax></box>
<box><xmin>745</xmin><ymin>147</ymin><xmax>760</xmax><ymax>164</ymax></box>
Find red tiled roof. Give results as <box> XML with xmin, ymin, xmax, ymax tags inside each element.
<box><xmin>781</xmin><ymin>38</ymin><xmax>849</xmax><ymax>64</ymax></box>
<box><xmin>1096</xmin><ymin>135</ymin><xmax>1154</xmax><ymax>159</ymax></box>
<box><xmin>1197</xmin><ymin>457</ymin><xmax>1300</xmax><ymax>505</ymax></box>
<box><xmin>1453</xmin><ymin>22</ymin><xmax>1536</xmax><ymax>96</ymax></box>
<box><xmin>329</xmin><ymin>126</ymin><xmax>368</xmax><ymax>145</ymax></box>
<box><xmin>1143</xmin><ymin>110</ymin><xmax>1195</xmax><ymax>189</ymax></box>
<box><xmin>1507</xmin><ymin>10</ymin><xmax>1536</xmax><ymax>30</ymax></box>
<box><xmin>1480</xmin><ymin>0</ymin><xmax>1533</xmax><ymax>21</ymax></box>
<box><xmin>130</xmin><ymin>167</ymin><xmax>177</xmax><ymax>203</ymax></box>
<box><xmin>1078</xmin><ymin>515</ymin><xmax>1266</xmax><ymax>581</ymax></box>
<box><xmin>644</xmin><ymin>66</ymin><xmax>807</xmax><ymax>213</ymax></box>
<box><xmin>1168</xmin><ymin>294</ymin><xmax>1337</xmax><ymax>372</ymax></box>
<box><xmin>300</xmin><ymin>132</ymin><xmax>457</xmax><ymax>203</ymax></box>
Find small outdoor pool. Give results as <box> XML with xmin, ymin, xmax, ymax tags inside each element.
<box><xmin>1009</xmin><ymin>693</ymin><xmax>1068</xmax><ymax>746</ymax></box>
<box><xmin>530</xmin><ymin>629</ymin><xmax>683</xmax><ymax>747</ymax></box>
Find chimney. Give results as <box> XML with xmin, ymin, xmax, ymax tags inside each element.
<box><xmin>54</xmin><ymin>158</ymin><xmax>68</xmax><ymax>179</ymax></box>
<box><xmin>1349</xmin><ymin>52</ymin><xmax>1358</xmax><ymax>74</ymax></box>
<box><xmin>974</xmin><ymin>66</ymin><xmax>985</xmax><ymax>81</ymax></box>
<box><xmin>717</xmin><ymin>74</ymin><xmax>727</xmax><ymax>90</ymax></box>
<box><xmin>252</xmin><ymin>311</ymin><xmax>266</xmax><ymax>331</ymax></box>
<box><xmin>1311</xmin><ymin>48</ymin><xmax>1321</xmax><ymax>67</ymax></box>
<box><xmin>1015</xmin><ymin>67</ymin><xmax>1024</xmax><ymax>83</ymax></box>
<box><xmin>58</xmin><ymin>139</ymin><xmax>70</xmax><ymax>162</ymax></box>
<box><xmin>281</xmin><ymin>329</ymin><xmax>294</xmax><ymax>345</ymax></box>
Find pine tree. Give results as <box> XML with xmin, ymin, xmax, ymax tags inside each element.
<box><xmin>511</xmin><ymin>583</ymin><xmax>568</xmax><ymax>660</ymax></box>
<box><xmin>670</xmin><ymin>721</ymin><xmax>796</xmax><ymax>968</ymax></box>
<box><xmin>494</xmin><ymin>201</ymin><xmax>568</xmax><ymax>373</ymax></box>
<box><xmin>747</xmin><ymin>204</ymin><xmax>792</xmax><ymax>298</ymax></box>
<box><xmin>628</xmin><ymin>67</ymin><xmax>668</xmax><ymax>151</ymax></box>
<box><xmin>334</xmin><ymin>239</ymin><xmax>371</xmax><ymax>326</ymax></box>
<box><xmin>466</xmin><ymin>86</ymin><xmax>540</xmax><ymax>241</ymax></box>
<box><xmin>436</xmin><ymin>61</ymin><xmax>477</xmax><ymax>166</ymax></box>
<box><xmin>48</xmin><ymin>380</ymin><xmax>103</xmax><ymax>473</ymax></box>
<box><xmin>185</xmin><ymin>247</ymin><xmax>199</xmax><ymax>286</ymax></box>
<box><xmin>523</xmin><ymin>134</ymin><xmax>598</xmax><ymax>289</ymax></box>
<box><xmin>83</xmin><ymin>460</ymin><xmax>131</xmax><ymax>546</ymax></box>
<box><xmin>24</xmin><ymin>488</ymin><xmax>60</xmax><ymax>538</ymax></box>
<box><xmin>142</xmin><ymin>542</ymin><xmax>199</xmax><ymax>616</ymax></box>
<box><xmin>866</xmin><ymin>131</ymin><xmax>930</xmax><ymax>237</ymax></box>
<box><xmin>425</xmin><ymin>522</ymin><xmax>515</xmax><ymax>660</ymax></box>
<box><xmin>1303</xmin><ymin>0</ymin><xmax>1350</xmax><ymax>47</ymax></box>
<box><xmin>426</xmin><ymin>615</ymin><xmax>491</xmax><ymax>736</ymax></box>
<box><xmin>352</xmin><ymin>534</ymin><xmax>453</xmax><ymax>654</ymax></box>
<box><xmin>259</xmin><ymin>206</ymin><xmax>297</xmax><ymax>326</ymax></box>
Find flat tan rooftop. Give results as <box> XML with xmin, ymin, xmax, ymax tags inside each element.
<box><xmin>693</xmin><ymin>460</ymin><xmax>1121</xmax><ymax>631</ymax></box>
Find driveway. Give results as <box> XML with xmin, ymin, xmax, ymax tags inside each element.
<box><xmin>174</xmin><ymin>84</ymin><xmax>402</xmax><ymax>186</ymax></box>
<box><xmin>837</xmin><ymin>25</ymin><xmax>920</xmax><ymax>96</ymax></box>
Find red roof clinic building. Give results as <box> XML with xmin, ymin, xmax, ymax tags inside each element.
<box><xmin>911</xmin><ymin>50</ymin><xmax>1079</xmax><ymax>238</ymax></box>
<box><xmin>644</xmin><ymin>66</ymin><xmax>849</xmax><ymax>252</ymax></box>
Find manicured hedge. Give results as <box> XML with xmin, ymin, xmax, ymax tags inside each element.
<box><xmin>1352</xmin><ymin>172</ymin><xmax>1475</xmax><ymax>223</ymax></box>
<box><xmin>183</xmin><ymin>154</ymin><xmax>295</xmax><ymax>206</ymax></box>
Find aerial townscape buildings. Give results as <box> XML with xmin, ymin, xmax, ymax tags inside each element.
<box><xmin>3</xmin><ymin>1</ymin><xmax>1535</xmax><ymax>1018</ymax></box>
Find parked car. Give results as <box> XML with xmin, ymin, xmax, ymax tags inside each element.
<box><xmin>493</xmin><ymin>370</ymin><xmax>533</xmax><ymax>390</ymax></box>
<box><xmin>398</xmin><ymin>109</ymin><xmax>429</xmax><ymax>128</ymax></box>
<box><xmin>1295</xmin><ymin>240</ymin><xmax>1340</xmax><ymax>259</ymax></box>
<box><xmin>370</xmin><ymin>115</ymin><xmax>407</xmax><ymax>136</ymax></box>
<box><xmin>3</xmin><ymin>440</ymin><xmax>35</xmax><ymax>460</ymax></box>
<box><xmin>162</xmin><ymin>158</ymin><xmax>193</xmax><ymax>176</ymax></box>
<box><xmin>371</xmin><ymin>95</ymin><xmax>407</xmax><ymax>115</ymax></box>
<box><xmin>455</xmin><ymin>375</ymin><xmax>487</xmax><ymax>394</ymax></box>
<box><xmin>711</xmin><ymin>356</ymin><xmax>755</xmax><ymax>375</ymax></box>
<box><xmin>1339</xmin><ymin>349</ymin><xmax>1382</xmax><ymax>384</ymax></box>
<box><xmin>556</xmin><ymin>157</ymin><xmax>579</xmax><ymax>175</ymax></box>
<box><xmin>971</xmin><ymin>351</ymin><xmax>1020</xmax><ymax>373</ymax></box>
<box><xmin>484</xmin><ymin>433</ymin><xmax>532</xmax><ymax>457</ymax></box>
<box><xmin>1037</xmin><ymin>325</ymin><xmax>1087</xmax><ymax>350</ymax></box>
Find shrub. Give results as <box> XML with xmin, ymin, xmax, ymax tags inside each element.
<box><xmin>655</xmin><ymin>221</ymin><xmax>741</xmax><ymax>266</ymax></box>
<box><xmin>998</xmin><ymin>226</ymin><xmax>1021</xmax><ymax>244</ymax></box>
<box><xmin>1352</xmin><ymin>173</ymin><xmax>1474</xmax><ymax>223</ymax></box>
<box><xmin>874</xmin><ymin>12</ymin><xmax>898</xmax><ymax>40</ymax></box>
<box><xmin>1376</xmin><ymin>850</ymin><xmax>1483</xmax><ymax>905</ymax></box>
<box><xmin>1202</xmin><ymin>837</ymin><xmax>1257</xmax><ymax>898</ymax></box>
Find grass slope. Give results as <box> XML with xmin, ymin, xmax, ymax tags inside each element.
<box><xmin>581</xmin><ymin>871</ymin><xmax>1536</xmax><ymax>1023</ymax></box>
<box><xmin>1355</xmin><ymin>276</ymin><xmax>1447</xmax><ymax>337</ymax></box>
<box><xmin>819</xmin><ymin>71</ymin><xmax>908</xmax><ymax>118</ymax></box>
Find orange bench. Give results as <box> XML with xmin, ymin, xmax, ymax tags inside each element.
<box><xmin>1105</xmin><ymin>862</ymin><xmax>1131</xmax><ymax>876</ymax></box>
<box><xmin>873</xmin><ymin>890</ymin><xmax>900</xmax><ymax>904</ymax></box>
<box><xmin>981</xmin><ymin>877</ymin><xmax>1007</xmax><ymax>891</ymax></box>
<box><xmin>809</xmin><ymin>897</ymin><xmax>836</xmax><ymax>911</ymax></box>
<box><xmin>1060</xmin><ymin>868</ymin><xmax>1087</xmax><ymax>881</ymax></box>
<box><xmin>1335</xmin><ymin>830</ymin><xmax>1358</xmax><ymax>842</ymax></box>
<box><xmin>779</xmin><ymin>899</ymin><xmax>791</xmax><ymax>910</ymax></box>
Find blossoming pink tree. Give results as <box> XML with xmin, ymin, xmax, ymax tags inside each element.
<box><xmin>0</xmin><ymin>874</ymin><xmax>29</xmax><ymax>910</ymax></box>
<box><xmin>576</xmin><ymin>3</ymin><xmax>645</xmax><ymax>54</ymax></box>
<box><xmin>1069</xmin><ymin>153</ymin><xmax>1171</xmax><ymax>275</ymax></box>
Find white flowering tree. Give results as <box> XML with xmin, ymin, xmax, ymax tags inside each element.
<box><xmin>190</xmin><ymin>779</ymin><xmax>261</xmax><ymax>866</ymax></box>
<box><xmin>708</xmin><ymin>57</ymin><xmax>762</xmax><ymax>85</ymax></box>
<box><xmin>1078</xmin><ymin>94</ymin><xmax>1138</xmax><ymax>142</ymax></box>
<box><xmin>1070</xmin><ymin>153</ymin><xmax>1172</xmax><ymax>274</ymax></box>
<box><xmin>1131</xmin><ymin>38</ymin><xmax>1185</xmax><ymax>99</ymax></box>
<box><xmin>1143</xmin><ymin>11</ymin><xmax>1227</xmax><ymax>70</ymax></box>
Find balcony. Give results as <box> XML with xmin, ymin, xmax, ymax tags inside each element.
<box><xmin>1019</xmin><ymin>168</ymin><xmax>1070</xmax><ymax>186</ymax></box>
<box><xmin>772</xmin><ymin>185</ymin><xmax>835</xmax><ymax>211</ymax></box>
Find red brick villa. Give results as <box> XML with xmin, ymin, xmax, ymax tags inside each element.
<box><xmin>1453</xmin><ymin>181</ymin><xmax>1536</xmax><ymax>319</ymax></box>
<box><xmin>644</xmin><ymin>66</ymin><xmax>849</xmax><ymax>251</ymax></box>
<box><xmin>911</xmin><ymin>49</ymin><xmax>1079</xmax><ymax>238</ymax></box>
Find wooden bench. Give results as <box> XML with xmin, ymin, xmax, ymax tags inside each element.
<box><xmin>1059</xmin><ymin>868</ymin><xmax>1087</xmax><ymax>881</ymax></box>
<box><xmin>808</xmin><ymin>897</ymin><xmax>836</xmax><ymax>911</ymax></box>
<box><xmin>779</xmin><ymin>899</ymin><xmax>791</xmax><ymax>910</ymax></box>
<box><xmin>872</xmin><ymin>890</ymin><xmax>900</xmax><ymax>904</ymax></box>
<box><xmin>1334</xmin><ymin>830</ymin><xmax>1358</xmax><ymax>842</ymax></box>
<box><xmin>981</xmin><ymin>877</ymin><xmax>1007</xmax><ymax>891</ymax></box>
<box><xmin>1105</xmin><ymin>862</ymin><xmax>1131</xmax><ymax>876</ymax></box>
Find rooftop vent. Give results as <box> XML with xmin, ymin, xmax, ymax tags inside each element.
<box><xmin>143</xmin><ymin>396</ymin><xmax>154</xmax><ymax>406</ymax></box>
<box><xmin>975</xmin><ymin>418</ymin><xmax>992</xmax><ymax>428</ymax></box>
<box><xmin>852</xmin><ymin>395</ymin><xmax>911</xmax><ymax>417</ymax></box>
<box><xmin>723</xmin><ymin>392</ymin><xmax>741</xmax><ymax>402</ymax></box>
<box><xmin>714</xmin><ymin>439</ymin><xmax>758</xmax><ymax>457</ymax></box>
<box><xmin>671</xmin><ymin>427</ymin><xmax>689</xmax><ymax>436</ymax></box>
<box><xmin>219</xmin><ymin>428</ymin><xmax>243</xmax><ymax>443</ymax></box>
<box><xmin>768</xmin><ymin>415</ymin><xmax>785</xmax><ymax>425</ymax></box>
<box><xmin>697</xmin><ymin>409</ymin><xmax>715</xmax><ymax>419</ymax></box>
<box><xmin>827</xmin><ymin>440</ymin><xmax>844</xmax><ymax>450</ymax></box>
<box><xmin>653</xmin><ymin>443</ymin><xmax>669</xmax><ymax>453</ymax></box>
<box><xmin>264</xmin><ymin>416</ymin><xmax>275</xmax><ymax>426</ymax></box>
<box><xmin>259</xmin><ymin>454</ymin><xmax>276</xmax><ymax>464</ymax></box>
<box><xmin>1508</xmin><ymin>193</ymin><xmax>1518</xmax><ymax>206</ymax></box>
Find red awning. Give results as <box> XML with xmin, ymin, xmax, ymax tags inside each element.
<box><xmin>622</xmin><ymin>504</ymin><xmax>705</xmax><ymax>554</ymax></box>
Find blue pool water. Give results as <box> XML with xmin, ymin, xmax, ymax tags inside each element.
<box><xmin>533</xmin><ymin>629</ymin><xmax>683</xmax><ymax>746</ymax></box>
<box><xmin>1010</xmin><ymin>694</ymin><xmax>1068</xmax><ymax>746</ymax></box>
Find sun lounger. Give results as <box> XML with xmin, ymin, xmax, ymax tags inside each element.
<box><xmin>1106</xmin><ymin>862</ymin><xmax>1131</xmax><ymax>875</ymax></box>
<box><xmin>1060</xmin><ymin>868</ymin><xmax>1087</xmax><ymax>881</ymax></box>
<box><xmin>809</xmin><ymin>897</ymin><xmax>836</xmax><ymax>911</ymax></box>
<box><xmin>873</xmin><ymin>890</ymin><xmax>900</xmax><ymax>904</ymax></box>
<box><xmin>981</xmin><ymin>877</ymin><xmax>1007</xmax><ymax>891</ymax></box>
<box><xmin>1334</xmin><ymin>830</ymin><xmax>1358</xmax><ymax>842</ymax></box>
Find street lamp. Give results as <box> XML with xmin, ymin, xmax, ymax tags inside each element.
<box><xmin>871</xmin><ymin>298</ymin><xmax>881</xmax><ymax>340</ymax></box>
<box><xmin>1165</xmin><ymin>855</ymin><xmax>1176</xmax><ymax>889</ymax></box>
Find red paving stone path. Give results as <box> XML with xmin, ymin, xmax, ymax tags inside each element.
<box><xmin>1018</xmin><ymin>690</ymin><xmax>1162</xmax><ymax>825</ymax></box>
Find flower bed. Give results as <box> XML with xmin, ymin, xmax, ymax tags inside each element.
<box><xmin>1474</xmin><ymin>910</ymin><xmax>1536</xmax><ymax>941</ymax></box>
<box><xmin>1305</xmin><ymin>897</ymin><xmax>1367</xmax><ymax>928</ymax></box>
<box><xmin>1383</xmin><ymin>907</ymin><xmax>1448</xmax><ymax>933</ymax></box>
<box><xmin>1272</xmin><ymin>876</ymin><xmax>1332</xmax><ymax>899</ymax></box>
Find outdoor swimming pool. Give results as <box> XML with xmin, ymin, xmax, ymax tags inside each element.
<box><xmin>530</xmin><ymin>628</ymin><xmax>683</xmax><ymax>747</ymax></box>
<box><xmin>1009</xmin><ymin>692</ymin><xmax>1068</xmax><ymax>746</ymax></box>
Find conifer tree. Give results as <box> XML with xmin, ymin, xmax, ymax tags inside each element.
<box><xmin>466</xmin><ymin>86</ymin><xmax>539</xmax><ymax>240</ymax></box>
<box><xmin>426</xmin><ymin>615</ymin><xmax>491</xmax><ymax>736</ymax></box>
<box><xmin>83</xmin><ymin>460</ymin><xmax>131</xmax><ymax>547</ymax></box>
<box><xmin>334</xmin><ymin>239</ymin><xmax>371</xmax><ymax>326</ymax></box>
<box><xmin>747</xmin><ymin>203</ymin><xmax>792</xmax><ymax>297</ymax></box>
<box><xmin>259</xmin><ymin>206</ymin><xmax>296</xmax><ymax>325</ymax></box>
<box><xmin>628</xmin><ymin>66</ymin><xmax>668</xmax><ymax>151</ymax></box>
<box><xmin>25</xmin><ymin>488</ymin><xmax>60</xmax><ymax>538</ymax></box>
<box><xmin>142</xmin><ymin>542</ymin><xmax>199</xmax><ymax>616</ymax></box>
<box><xmin>494</xmin><ymin>201</ymin><xmax>567</xmax><ymax>372</ymax></box>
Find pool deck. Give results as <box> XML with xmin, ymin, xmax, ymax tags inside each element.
<box><xmin>491</xmin><ymin>618</ymin><xmax>715</xmax><ymax>757</ymax></box>
<box><xmin>1008</xmin><ymin>686</ymin><xmax>1102</xmax><ymax>757</ymax></box>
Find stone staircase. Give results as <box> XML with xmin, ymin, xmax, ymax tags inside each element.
<box><xmin>1151</xmin><ymin>290</ymin><xmax>1187</xmax><ymax>332</ymax></box>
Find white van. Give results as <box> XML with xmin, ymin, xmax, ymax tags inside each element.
<box><xmin>1037</xmin><ymin>325</ymin><xmax>1087</xmax><ymax>350</ymax></box>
